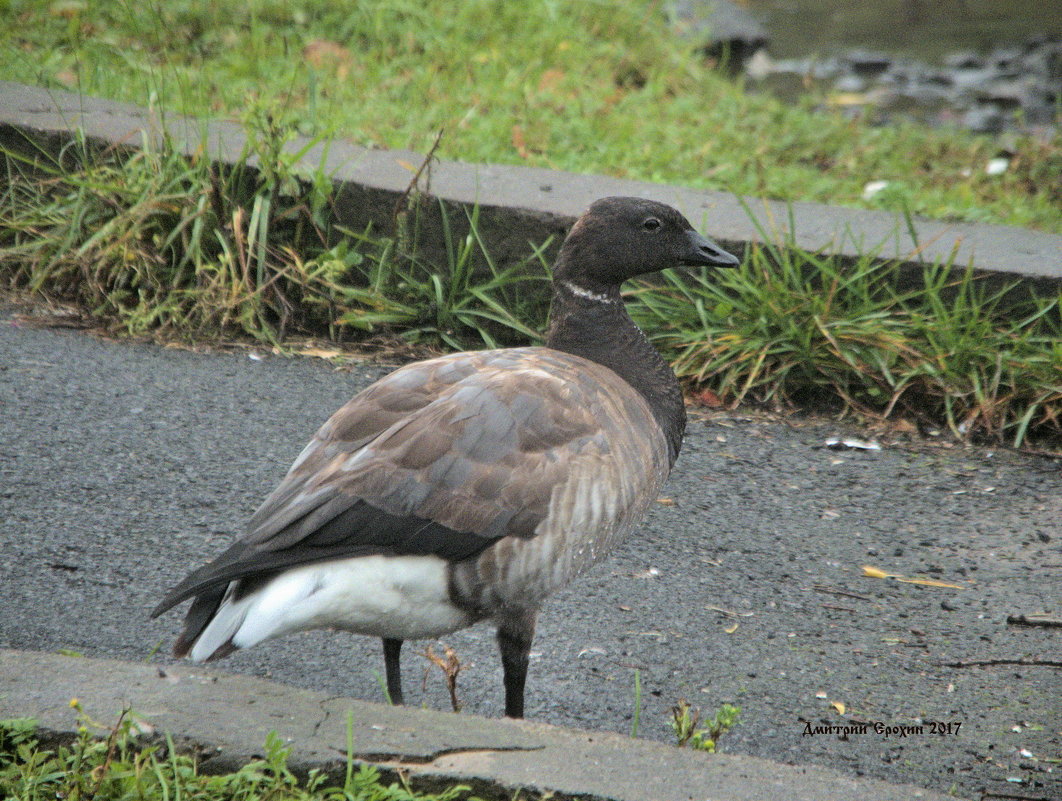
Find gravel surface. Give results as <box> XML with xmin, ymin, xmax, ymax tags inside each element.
<box><xmin>2</xmin><ymin>309</ymin><xmax>1059</xmax><ymax>800</ymax></box>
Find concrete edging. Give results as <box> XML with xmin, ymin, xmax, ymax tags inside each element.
<box><xmin>1</xmin><ymin>80</ymin><xmax>1059</xmax><ymax>299</ymax></box>
<box><xmin>1</xmin><ymin>649</ymin><xmax>964</xmax><ymax>801</ymax></box>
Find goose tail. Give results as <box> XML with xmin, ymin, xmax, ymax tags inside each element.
<box><xmin>172</xmin><ymin>583</ymin><xmax>252</xmax><ymax>662</ymax></box>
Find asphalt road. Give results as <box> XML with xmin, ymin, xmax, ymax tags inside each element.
<box><xmin>2</xmin><ymin>308</ymin><xmax>1059</xmax><ymax>800</ymax></box>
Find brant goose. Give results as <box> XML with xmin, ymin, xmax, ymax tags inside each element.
<box><xmin>152</xmin><ymin>196</ymin><xmax>739</xmax><ymax>717</ymax></box>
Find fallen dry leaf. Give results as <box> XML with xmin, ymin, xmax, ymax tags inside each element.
<box><xmin>895</xmin><ymin>576</ymin><xmax>966</xmax><ymax>589</ymax></box>
<box><xmin>303</xmin><ymin>39</ymin><xmax>352</xmax><ymax>79</ymax></box>
<box><xmin>297</xmin><ymin>346</ymin><xmax>344</xmax><ymax>360</ymax></box>
<box><xmin>829</xmin><ymin>91</ymin><xmax>869</xmax><ymax>106</ymax></box>
<box><xmin>694</xmin><ymin>388</ymin><xmax>725</xmax><ymax>408</ymax></box>
<box><xmin>862</xmin><ymin>566</ymin><xmax>892</xmax><ymax>579</ymax></box>
<box><xmin>725</xmin><ymin>623</ymin><xmax>739</xmax><ymax>634</ymax></box>
<box><xmin>831</xmin><ymin>701</ymin><xmax>846</xmax><ymax>715</ymax></box>
<box><xmin>511</xmin><ymin>125</ymin><xmax>528</xmax><ymax>159</ymax></box>
<box><xmin>862</xmin><ymin>565</ymin><xmax>965</xmax><ymax>589</ymax></box>
<box><xmin>538</xmin><ymin>68</ymin><xmax>565</xmax><ymax>92</ymax></box>
<box><xmin>50</xmin><ymin>1</ymin><xmax>86</xmax><ymax>18</ymax></box>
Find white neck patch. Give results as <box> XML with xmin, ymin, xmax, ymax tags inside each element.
<box><xmin>560</xmin><ymin>281</ymin><xmax>613</xmax><ymax>304</ymax></box>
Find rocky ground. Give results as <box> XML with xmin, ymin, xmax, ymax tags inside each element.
<box><xmin>750</xmin><ymin>36</ymin><xmax>1062</xmax><ymax>138</ymax></box>
<box><xmin>676</xmin><ymin>0</ymin><xmax>1061</xmax><ymax>137</ymax></box>
<box><xmin>1</xmin><ymin>310</ymin><xmax>1059</xmax><ymax>800</ymax></box>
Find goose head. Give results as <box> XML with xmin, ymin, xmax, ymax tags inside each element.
<box><xmin>552</xmin><ymin>196</ymin><xmax>739</xmax><ymax>294</ymax></box>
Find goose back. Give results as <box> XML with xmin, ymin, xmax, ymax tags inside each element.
<box><xmin>154</xmin><ymin>346</ymin><xmax>670</xmax><ymax>643</ymax></box>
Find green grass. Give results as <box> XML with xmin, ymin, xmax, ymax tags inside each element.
<box><xmin>670</xmin><ymin>701</ymin><xmax>740</xmax><ymax>753</ymax></box>
<box><xmin>0</xmin><ymin>119</ymin><xmax>551</xmax><ymax>349</ymax></box>
<box><xmin>1</xmin><ymin>124</ymin><xmax>1059</xmax><ymax>448</ymax></box>
<box><xmin>0</xmin><ymin>712</ymin><xmax>481</xmax><ymax>801</ymax></box>
<box><xmin>2</xmin><ymin>0</ymin><xmax>1059</xmax><ymax>232</ymax></box>
<box><xmin>631</xmin><ymin>669</ymin><xmax>642</xmax><ymax>739</ymax></box>
<box><xmin>627</xmin><ymin>238</ymin><xmax>1062</xmax><ymax>448</ymax></box>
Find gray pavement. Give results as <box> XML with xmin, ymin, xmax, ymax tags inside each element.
<box><xmin>2</xmin><ymin>310</ymin><xmax>1059</xmax><ymax>800</ymax></box>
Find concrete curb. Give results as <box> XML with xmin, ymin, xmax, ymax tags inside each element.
<box><xmin>1</xmin><ymin>80</ymin><xmax>1059</xmax><ymax>299</ymax></box>
<box><xmin>1</xmin><ymin>649</ymin><xmax>965</xmax><ymax>801</ymax></box>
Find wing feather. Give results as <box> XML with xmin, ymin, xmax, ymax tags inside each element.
<box><xmin>153</xmin><ymin>347</ymin><xmax>667</xmax><ymax>619</ymax></box>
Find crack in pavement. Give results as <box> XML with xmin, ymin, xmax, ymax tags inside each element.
<box><xmin>332</xmin><ymin>743</ymin><xmax>546</xmax><ymax>765</ymax></box>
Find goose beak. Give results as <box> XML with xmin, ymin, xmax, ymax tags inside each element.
<box><xmin>682</xmin><ymin>229</ymin><xmax>740</xmax><ymax>268</ymax></box>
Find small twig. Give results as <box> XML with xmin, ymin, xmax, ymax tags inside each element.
<box><xmin>422</xmin><ymin>643</ymin><xmax>467</xmax><ymax>712</ymax></box>
<box><xmin>705</xmin><ymin>605</ymin><xmax>754</xmax><ymax>618</ymax></box>
<box><xmin>392</xmin><ymin>128</ymin><xmax>444</xmax><ymax>224</ymax></box>
<box><xmin>86</xmin><ymin>708</ymin><xmax>129</xmax><ymax>800</ymax></box>
<box><xmin>1007</xmin><ymin>613</ymin><xmax>1062</xmax><ymax>629</ymax></box>
<box><xmin>811</xmin><ymin>584</ymin><xmax>873</xmax><ymax>602</ymax></box>
<box><xmin>1016</xmin><ymin>445</ymin><xmax>1062</xmax><ymax>460</ymax></box>
<box><xmin>821</xmin><ymin>604</ymin><xmax>857</xmax><ymax>613</ymax></box>
<box><xmin>939</xmin><ymin>658</ymin><xmax>1062</xmax><ymax>669</ymax></box>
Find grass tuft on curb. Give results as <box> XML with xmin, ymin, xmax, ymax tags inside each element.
<box><xmin>1</xmin><ymin>123</ymin><xmax>1058</xmax><ymax>448</ymax></box>
<box><xmin>0</xmin><ymin>711</ymin><xmax>480</xmax><ymax>801</ymax></box>
<box><xmin>0</xmin><ymin>117</ymin><xmax>550</xmax><ymax>349</ymax></box>
<box><xmin>627</xmin><ymin>243</ymin><xmax>1061</xmax><ymax>448</ymax></box>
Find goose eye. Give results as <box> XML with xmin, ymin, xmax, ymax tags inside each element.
<box><xmin>642</xmin><ymin>217</ymin><xmax>661</xmax><ymax>231</ymax></box>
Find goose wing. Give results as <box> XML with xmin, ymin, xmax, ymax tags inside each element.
<box><xmin>153</xmin><ymin>347</ymin><xmax>669</xmax><ymax>621</ymax></box>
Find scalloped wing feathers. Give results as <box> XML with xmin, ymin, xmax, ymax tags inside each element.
<box><xmin>153</xmin><ymin>347</ymin><xmax>670</xmax><ymax>621</ymax></box>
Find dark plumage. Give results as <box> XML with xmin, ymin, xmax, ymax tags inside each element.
<box><xmin>152</xmin><ymin>196</ymin><xmax>739</xmax><ymax>717</ymax></box>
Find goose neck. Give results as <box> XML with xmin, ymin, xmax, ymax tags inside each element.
<box><xmin>545</xmin><ymin>282</ymin><xmax>685</xmax><ymax>467</ymax></box>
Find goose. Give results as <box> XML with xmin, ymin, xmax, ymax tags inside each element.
<box><xmin>152</xmin><ymin>196</ymin><xmax>739</xmax><ymax>718</ymax></box>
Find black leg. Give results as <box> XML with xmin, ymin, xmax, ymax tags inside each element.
<box><xmin>497</xmin><ymin>609</ymin><xmax>537</xmax><ymax>718</ymax></box>
<box><xmin>382</xmin><ymin>637</ymin><xmax>404</xmax><ymax>705</ymax></box>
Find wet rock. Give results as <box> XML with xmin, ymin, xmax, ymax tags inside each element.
<box><xmin>845</xmin><ymin>49</ymin><xmax>893</xmax><ymax>78</ymax></box>
<box><xmin>949</xmin><ymin>64</ymin><xmax>997</xmax><ymax>90</ymax></box>
<box><xmin>976</xmin><ymin>79</ymin><xmax>1031</xmax><ymax>109</ymax></box>
<box><xmin>990</xmin><ymin>47</ymin><xmax>1025</xmax><ymax>78</ymax></box>
<box><xmin>943</xmin><ymin>51</ymin><xmax>984</xmax><ymax>71</ymax></box>
<box><xmin>672</xmin><ymin>0</ymin><xmax>769</xmax><ymax>69</ymax></box>
<box><xmin>744</xmin><ymin>34</ymin><xmax>1061</xmax><ymax>137</ymax></box>
<box><xmin>744</xmin><ymin>47</ymin><xmax>773</xmax><ymax>80</ymax></box>
<box><xmin>834</xmin><ymin>74</ymin><xmax>866</xmax><ymax>93</ymax></box>
<box><xmin>922</xmin><ymin>70</ymin><xmax>954</xmax><ymax>88</ymax></box>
